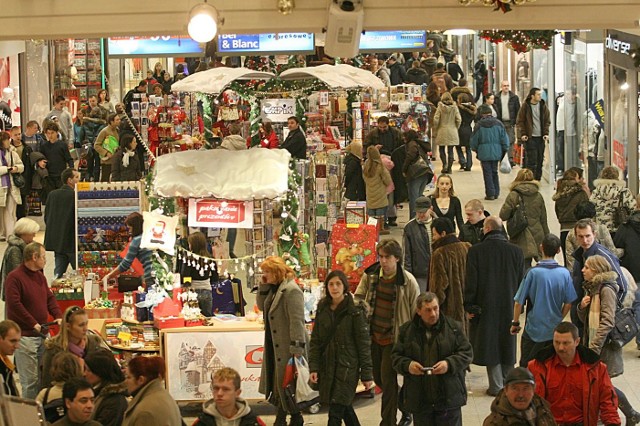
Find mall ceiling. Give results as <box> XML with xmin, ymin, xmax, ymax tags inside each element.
<box><xmin>1</xmin><ymin>0</ymin><xmax>639</xmax><ymax>40</ymax></box>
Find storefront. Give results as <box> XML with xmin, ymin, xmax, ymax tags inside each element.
<box><xmin>604</xmin><ymin>30</ymin><xmax>640</xmax><ymax>194</ymax></box>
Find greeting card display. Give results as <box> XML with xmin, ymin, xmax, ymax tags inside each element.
<box><xmin>329</xmin><ymin>223</ymin><xmax>377</xmax><ymax>290</ymax></box>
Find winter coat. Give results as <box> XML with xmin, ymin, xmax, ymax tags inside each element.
<box><xmin>376</xmin><ymin>67</ymin><xmax>391</xmax><ymax>87</ymax></box>
<box><xmin>44</xmin><ymin>185</ymin><xmax>76</xmax><ymax>254</ymax></box>
<box><xmin>365</xmin><ymin>127</ymin><xmax>403</xmax><ymax>157</ymax></box>
<box><xmin>280</xmin><ymin>127</ymin><xmax>307</xmax><ymax>160</ymax></box>
<box><xmin>406</xmin><ymin>67</ymin><xmax>429</xmax><ymax>85</ymax></box>
<box><xmin>571</xmin><ymin>242</ymin><xmax>627</xmax><ymax>308</ymax></box>
<box><xmin>308</xmin><ymin>296</ymin><xmax>373</xmax><ymax>406</ymax></box>
<box><xmin>221</xmin><ymin>134</ymin><xmax>247</xmax><ymax>151</ymax></box>
<box><xmin>41</xmin><ymin>334</ymin><xmax>105</xmax><ymax>390</ymax></box>
<box><xmin>14</xmin><ymin>143</ymin><xmax>33</xmax><ymax>196</ymax></box>
<box><xmin>552</xmin><ymin>180</ymin><xmax>589</xmax><ymax>230</ymax></box>
<box><xmin>112</xmin><ymin>149</ymin><xmax>142</xmax><ymax>182</ymax></box>
<box><xmin>403</xmin><ymin>218</ymin><xmax>432</xmax><ymax>280</ymax></box>
<box><xmin>94</xmin><ymin>126</ymin><xmax>120</xmax><ymax>165</ymax></box>
<box><xmin>391</xmin><ymin>144</ymin><xmax>409</xmax><ymax>204</ymax></box>
<box><xmin>500</xmin><ymin>181</ymin><xmax>549</xmax><ymax>259</ymax></box>
<box><xmin>590</xmin><ymin>178</ymin><xmax>636</xmax><ymax>234</ymax></box>
<box><xmin>483</xmin><ymin>390</ymin><xmax>557</xmax><ymax>426</ymax></box>
<box><xmin>0</xmin><ymin>148</ymin><xmax>24</xmax><ymax>207</ymax></box>
<box><xmin>528</xmin><ymin>345</ymin><xmax>621</xmax><ymax>426</ymax></box>
<box><xmin>403</xmin><ymin>139</ymin><xmax>432</xmax><ymax>180</ymax></box>
<box><xmin>429</xmin><ymin>235</ymin><xmax>471</xmax><ymax>335</ymax></box>
<box><xmin>614</xmin><ymin>210</ymin><xmax>640</xmax><ymax>281</ymax></box>
<box><xmin>363</xmin><ymin>161</ymin><xmax>392</xmax><ymax>210</ymax></box>
<box><xmin>457</xmin><ymin>103</ymin><xmax>476</xmax><ymax>148</ymax></box>
<box><xmin>0</xmin><ymin>358</ymin><xmax>18</xmax><ymax>396</ymax></box>
<box><xmin>257</xmin><ymin>279</ymin><xmax>307</xmax><ymax>412</ymax></box>
<box><xmin>391</xmin><ymin>314</ymin><xmax>473</xmax><ymax>413</ymax></box>
<box><xmin>465</xmin><ymin>231</ymin><xmax>525</xmax><ymax>366</ymax></box>
<box><xmin>389</xmin><ymin>62</ymin><xmax>407</xmax><ymax>85</ymax></box>
<box><xmin>493</xmin><ymin>91</ymin><xmax>521</xmax><ymax>126</ymax></box>
<box><xmin>93</xmin><ymin>381</ymin><xmax>129</xmax><ymax>426</ymax></box>
<box><xmin>470</xmin><ymin>116</ymin><xmax>509</xmax><ymax>162</ymax></box>
<box><xmin>446</xmin><ymin>62</ymin><xmax>464</xmax><ymax>83</ymax></box>
<box><xmin>343</xmin><ymin>153</ymin><xmax>365</xmax><ymax>201</ymax></box>
<box><xmin>473</xmin><ymin>59</ymin><xmax>487</xmax><ymax>82</ymax></box>
<box><xmin>450</xmin><ymin>86</ymin><xmax>472</xmax><ymax>103</ymax></box>
<box><xmin>565</xmin><ymin>224</ymin><xmax>622</xmax><ymax>272</ymax></box>
<box><xmin>122</xmin><ymin>378</ymin><xmax>183</xmax><ymax>426</ymax></box>
<box><xmin>0</xmin><ymin>234</ymin><xmax>26</xmax><ymax>300</ymax></box>
<box><xmin>576</xmin><ymin>271</ymin><xmax>623</xmax><ymax>377</ymax></box>
<box><xmin>433</xmin><ymin>102</ymin><xmax>461</xmax><ymax>146</ymax></box>
<box><xmin>459</xmin><ymin>213</ymin><xmax>489</xmax><ymax>246</ymax></box>
<box><xmin>194</xmin><ymin>398</ymin><xmax>263</xmax><ymax>426</ymax></box>
<box><xmin>354</xmin><ymin>262</ymin><xmax>420</xmax><ymax>343</ymax></box>
<box><xmin>516</xmin><ymin>99</ymin><xmax>551</xmax><ymax>139</ymax></box>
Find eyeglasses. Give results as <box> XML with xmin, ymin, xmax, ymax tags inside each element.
<box><xmin>66</xmin><ymin>306</ymin><xmax>81</xmax><ymax>322</ymax></box>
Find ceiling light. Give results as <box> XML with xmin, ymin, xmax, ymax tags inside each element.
<box><xmin>443</xmin><ymin>29</ymin><xmax>477</xmax><ymax>36</ymax></box>
<box><xmin>187</xmin><ymin>2</ymin><xmax>220</xmax><ymax>43</ymax></box>
<box><xmin>277</xmin><ymin>0</ymin><xmax>295</xmax><ymax>15</ymax></box>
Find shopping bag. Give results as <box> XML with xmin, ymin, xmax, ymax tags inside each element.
<box><xmin>294</xmin><ymin>356</ymin><xmax>319</xmax><ymax>403</ymax></box>
<box><xmin>499</xmin><ymin>154</ymin><xmax>512</xmax><ymax>174</ymax></box>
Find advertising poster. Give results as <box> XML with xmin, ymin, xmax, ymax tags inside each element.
<box><xmin>188</xmin><ymin>199</ymin><xmax>254</xmax><ymax>228</ymax></box>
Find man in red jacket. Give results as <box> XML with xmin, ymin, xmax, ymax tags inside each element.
<box><xmin>528</xmin><ymin>322</ymin><xmax>620</xmax><ymax>426</ymax></box>
<box><xmin>5</xmin><ymin>242</ymin><xmax>62</xmax><ymax>399</ymax></box>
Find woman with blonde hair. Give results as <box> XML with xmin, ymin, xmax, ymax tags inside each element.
<box><xmin>429</xmin><ymin>174</ymin><xmax>464</xmax><ymax>232</ymax></box>
<box><xmin>499</xmin><ymin>168</ymin><xmax>549</xmax><ymax>266</ymax></box>
<box><xmin>578</xmin><ymin>255</ymin><xmax>640</xmax><ymax>424</ymax></box>
<box><xmin>363</xmin><ymin>145</ymin><xmax>393</xmax><ymax>235</ymax></box>
<box><xmin>433</xmin><ymin>92</ymin><xmax>462</xmax><ymax>174</ymax></box>
<box><xmin>590</xmin><ymin>165</ymin><xmax>635</xmax><ymax>238</ymax></box>
<box><xmin>257</xmin><ymin>256</ymin><xmax>307</xmax><ymax>426</ymax></box>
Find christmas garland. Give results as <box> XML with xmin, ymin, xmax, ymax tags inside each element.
<box><xmin>277</xmin><ymin>160</ymin><xmax>310</xmax><ymax>274</ymax></box>
<box><xmin>459</xmin><ymin>0</ymin><xmax>534</xmax><ymax>14</ymax></box>
<box><xmin>479</xmin><ymin>30</ymin><xmax>556</xmax><ymax>53</ymax></box>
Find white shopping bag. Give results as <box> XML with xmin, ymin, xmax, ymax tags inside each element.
<box><xmin>294</xmin><ymin>356</ymin><xmax>319</xmax><ymax>403</ymax></box>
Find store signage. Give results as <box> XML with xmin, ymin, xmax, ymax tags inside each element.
<box><xmin>188</xmin><ymin>199</ymin><xmax>254</xmax><ymax>228</ymax></box>
<box><xmin>605</xmin><ymin>35</ymin><xmax>632</xmax><ymax>55</ymax></box>
<box><xmin>589</xmin><ymin>99</ymin><xmax>605</xmax><ymax>130</ymax></box>
<box><xmin>260</xmin><ymin>99</ymin><xmax>296</xmax><ymax>122</ymax></box>
<box><xmin>217</xmin><ymin>33</ymin><xmax>314</xmax><ymax>55</ymax></box>
<box><xmin>359</xmin><ymin>31</ymin><xmax>427</xmax><ymax>51</ymax></box>
<box><xmin>107</xmin><ymin>36</ymin><xmax>203</xmax><ymax>56</ymax></box>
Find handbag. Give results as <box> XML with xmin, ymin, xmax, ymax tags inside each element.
<box><xmin>9</xmin><ymin>153</ymin><xmax>25</xmax><ymax>189</ymax></box>
<box><xmin>506</xmin><ymin>193</ymin><xmax>528</xmax><ymax>239</ymax></box>
<box><xmin>612</xmin><ymin>191</ymin><xmax>631</xmax><ymax>227</ymax></box>
<box><xmin>407</xmin><ymin>146</ymin><xmax>431</xmax><ymax>179</ymax></box>
<box><xmin>603</xmin><ymin>283</ymin><xmax>640</xmax><ymax>348</ymax></box>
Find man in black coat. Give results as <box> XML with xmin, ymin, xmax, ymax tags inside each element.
<box><xmin>122</xmin><ymin>80</ymin><xmax>148</xmax><ymax>116</ymax></box>
<box><xmin>10</xmin><ymin>126</ymin><xmax>33</xmax><ymax>219</ymax></box>
<box><xmin>465</xmin><ymin>216</ymin><xmax>524</xmax><ymax>396</ymax></box>
<box><xmin>387</xmin><ymin>55</ymin><xmax>407</xmax><ymax>86</ymax></box>
<box><xmin>365</xmin><ymin>116</ymin><xmax>403</xmax><ymax>157</ymax></box>
<box><xmin>494</xmin><ymin>81</ymin><xmax>521</xmax><ymax>167</ymax></box>
<box><xmin>40</xmin><ymin>121</ymin><xmax>74</xmax><ymax>189</ymax></box>
<box><xmin>280</xmin><ymin>116</ymin><xmax>307</xmax><ymax>160</ymax></box>
<box><xmin>459</xmin><ymin>199</ymin><xmax>490</xmax><ymax>246</ymax></box>
<box><xmin>44</xmin><ymin>168</ymin><xmax>79</xmax><ymax>278</ymax></box>
<box><xmin>392</xmin><ymin>292</ymin><xmax>473</xmax><ymax>425</ymax></box>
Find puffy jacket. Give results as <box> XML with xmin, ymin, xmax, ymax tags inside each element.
<box><xmin>92</xmin><ymin>381</ymin><xmax>129</xmax><ymax>426</ymax></box>
<box><xmin>433</xmin><ymin>102</ymin><xmax>461</xmax><ymax>146</ymax></box>
<box><xmin>403</xmin><ymin>139</ymin><xmax>432</xmax><ymax>179</ymax></box>
<box><xmin>0</xmin><ymin>234</ymin><xmax>26</xmax><ymax>300</ymax></box>
<box><xmin>470</xmin><ymin>116</ymin><xmax>509</xmax><ymax>162</ymax></box>
<box><xmin>459</xmin><ymin>213</ymin><xmax>489</xmax><ymax>246</ymax></box>
<box><xmin>590</xmin><ymin>178</ymin><xmax>636</xmax><ymax>234</ymax></box>
<box><xmin>221</xmin><ymin>134</ymin><xmax>247</xmax><ymax>151</ymax></box>
<box><xmin>552</xmin><ymin>179</ymin><xmax>589</xmax><ymax>230</ymax></box>
<box><xmin>391</xmin><ymin>314</ymin><xmax>473</xmax><ymax>413</ymax></box>
<box><xmin>614</xmin><ymin>210</ymin><xmax>640</xmax><ymax>281</ymax></box>
<box><xmin>493</xmin><ymin>91</ymin><xmax>521</xmax><ymax>126</ymax></box>
<box><xmin>483</xmin><ymin>391</ymin><xmax>557</xmax><ymax>426</ymax></box>
<box><xmin>403</xmin><ymin>217</ymin><xmax>432</xmax><ymax>280</ymax></box>
<box><xmin>516</xmin><ymin>99</ymin><xmax>551</xmax><ymax>139</ymax></box>
<box><xmin>308</xmin><ymin>296</ymin><xmax>373</xmax><ymax>406</ymax></box>
<box><xmin>528</xmin><ymin>345</ymin><xmax>621</xmax><ymax>426</ymax></box>
<box><xmin>499</xmin><ymin>181</ymin><xmax>549</xmax><ymax>259</ymax></box>
<box><xmin>406</xmin><ymin>67</ymin><xmax>429</xmax><ymax>85</ymax></box>
<box><xmin>193</xmin><ymin>398</ymin><xmax>264</xmax><ymax>426</ymax></box>
<box><xmin>363</xmin><ymin>161</ymin><xmax>392</xmax><ymax>210</ymax></box>
<box><xmin>343</xmin><ymin>153</ymin><xmax>365</xmax><ymax>201</ymax></box>
<box><xmin>389</xmin><ymin>62</ymin><xmax>407</xmax><ymax>85</ymax></box>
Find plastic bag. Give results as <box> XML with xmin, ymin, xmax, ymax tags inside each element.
<box><xmin>499</xmin><ymin>155</ymin><xmax>512</xmax><ymax>174</ymax></box>
<box><xmin>294</xmin><ymin>356</ymin><xmax>319</xmax><ymax>403</ymax></box>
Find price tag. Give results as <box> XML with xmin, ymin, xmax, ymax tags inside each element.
<box><xmin>367</xmin><ymin>217</ymin><xmax>379</xmax><ymax>226</ymax></box>
<box><xmin>117</xmin><ymin>332</ymin><xmax>132</xmax><ymax>341</ymax></box>
<box><xmin>76</xmin><ymin>182</ymin><xmax>90</xmax><ymax>191</ymax></box>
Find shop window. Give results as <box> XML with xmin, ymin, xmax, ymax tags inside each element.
<box><xmin>611</xmin><ymin>66</ymin><xmax>629</xmax><ymax>181</ymax></box>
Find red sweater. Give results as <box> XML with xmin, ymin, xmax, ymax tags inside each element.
<box><xmin>5</xmin><ymin>264</ymin><xmax>62</xmax><ymax>337</ymax></box>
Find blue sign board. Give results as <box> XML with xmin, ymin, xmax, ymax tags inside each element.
<box><xmin>217</xmin><ymin>33</ymin><xmax>314</xmax><ymax>55</ymax></box>
<box><xmin>108</xmin><ymin>36</ymin><xmax>203</xmax><ymax>56</ymax></box>
<box><xmin>359</xmin><ymin>31</ymin><xmax>427</xmax><ymax>51</ymax></box>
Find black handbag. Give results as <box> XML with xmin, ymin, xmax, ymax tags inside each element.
<box><xmin>506</xmin><ymin>193</ymin><xmax>528</xmax><ymax>239</ymax></box>
<box><xmin>603</xmin><ymin>283</ymin><xmax>640</xmax><ymax>348</ymax></box>
<box><xmin>612</xmin><ymin>191</ymin><xmax>631</xmax><ymax>227</ymax></box>
<box><xmin>9</xmin><ymin>154</ymin><xmax>25</xmax><ymax>189</ymax></box>
<box><xmin>407</xmin><ymin>146</ymin><xmax>431</xmax><ymax>179</ymax></box>
<box><xmin>118</xmin><ymin>275</ymin><xmax>142</xmax><ymax>292</ymax></box>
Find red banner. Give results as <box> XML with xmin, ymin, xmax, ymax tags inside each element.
<box><xmin>188</xmin><ymin>199</ymin><xmax>254</xmax><ymax>228</ymax></box>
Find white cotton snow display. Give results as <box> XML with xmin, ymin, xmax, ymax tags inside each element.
<box><xmin>279</xmin><ymin>64</ymin><xmax>386</xmax><ymax>90</ymax></box>
<box><xmin>170</xmin><ymin>67</ymin><xmax>275</xmax><ymax>94</ymax></box>
<box><xmin>153</xmin><ymin>148</ymin><xmax>291</xmax><ymax>200</ymax></box>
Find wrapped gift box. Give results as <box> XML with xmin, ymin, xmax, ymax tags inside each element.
<box><xmin>154</xmin><ymin>317</ymin><xmax>184</xmax><ymax>330</ymax></box>
<box><xmin>330</xmin><ymin>223</ymin><xmax>378</xmax><ymax>291</ymax></box>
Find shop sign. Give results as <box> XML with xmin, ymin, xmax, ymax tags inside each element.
<box><xmin>107</xmin><ymin>36</ymin><xmax>203</xmax><ymax>56</ymax></box>
<box><xmin>605</xmin><ymin>35</ymin><xmax>633</xmax><ymax>55</ymax></box>
<box><xmin>359</xmin><ymin>31</ymin><xmax>426</xmax><ymax>51</ymax></box>
<box><xmin>188</xmin><ymin>199</ymin><xmax>254</xmax><ymax>228</ymax></box>
<box><xmin>217</xmin><ymin>33</ymin><xmax>314</xmax><ymax>55</ymax></box>
<box><xmin>589</xmin><ymin>99</ymin><xmax>605</xmax><ymax>129</ymax></box>
<box><xmin>260</xmin><ymin>99</ymin><xmax>296</xmax><ymax>122</ymax></box>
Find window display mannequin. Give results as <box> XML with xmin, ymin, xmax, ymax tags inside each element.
<box><xmin>0</xmin><ymin>88</ymin><xmax>12</xmax><ymax>132</ymax></box>
<box><xmin>516</xmin><ymin>55</ymin><xmax>530</xmax><ymax>100</ymax></box>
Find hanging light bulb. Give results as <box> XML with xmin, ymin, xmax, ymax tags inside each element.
<box><xmin>277</xmin><ymin>0</ymin><xmax>295</xmax><ymax>15</ymax></box>
<box><xmin>188</xmin><ymin>2</ymin><xmax>220</xmax><ymax>43</ymax></box>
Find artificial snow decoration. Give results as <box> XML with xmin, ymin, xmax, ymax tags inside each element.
<box><xmin>171</xmin><ymin>67</ymin><xmax>275</xmax><ymax>94</ymax></box>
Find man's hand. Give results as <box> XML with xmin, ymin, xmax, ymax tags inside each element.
<box><xmin>521</xmin><ymin>135</ymin><xmax>529</xmax><ymax>142</ymax></box>
<box><xmin>543</xmin><ymin>135</ymin><xmax>549</xmax><ymax>142</ymax></box>
<box><xmin>362</xmin><ymin>380</ymin><xmax>374</xmax><ymax>390</ymax></box>
<box><xmin>54</xmin><ymin>318</ymin><xmax>62</xmax><ymax>325</ymax></box>
<box><xmin>33</xmin><ymin>324</ymin><xmax>42</xmax><ymax>333</ymax></box>
<box><xmin>309</xmin><ymin>372</ymin><xmax>318</xmax><ymax>384</ymax></box>
<box><xmin>510</xmin><ymin>325</ymin><xmax>521</xmax><ymax>335</ymax></box>
<box><xmin>375</xmin><ymin>144</ymin><xmax>383</xmax><ymax>150</ymax></box>
<box><xmin>408</xmin><ymin>361</ymin><xmax>425</xmax><ymax>376</ymax></box>
<box><xmin>432</xmin><ymin>360</ymin><xmax>448</xmax><ymax>375</ymax></box>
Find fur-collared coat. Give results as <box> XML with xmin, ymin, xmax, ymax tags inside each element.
<box><xmin>590</xmin><ymin>178</ymin><xmax>636</xmax><ymax>233</ymax></box>
<box><xmin>553</xmin><ymin>179</ymin><xmax>589</xmax><ymax>230</ymax></box>
<box><xmin>429</xmin><ymin>234</ymin><xmax>471</xmax><ymax>335</ymax></box>
<box><xmin>499</xmin><ymin>181</ymin><xmax>549</xmax><ymax>259</ymax></box>
<box><xmin>92</xmin><ymin>381</ymin><xmax>129</xmax><ymax>426</ymax></box>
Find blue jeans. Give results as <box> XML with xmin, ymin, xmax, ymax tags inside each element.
<box><xmin>407</xmin><ymin>174</ymin><xmax>431</xmax><ymax>219</ymax></box>
<box><xmin>480</xmin><ymin>161</ymin><xmax>500</xmax><ymax>198</ymax></box>
<box><xmin>634</xmin><ymin>289</ymin><xmax>640</xmax><ymax>346</ymax></box>
<box><xmin>54</xmin><ymin>252</ymin><xmax>77</xmax><ymax>279</ymax></box>
<box><xmin>14</xmin><ymin>336</ymin><xmax>45</xmax><ymax>399</ymax></box>
<box><xmin>487</xmin><ymin>364</ymin><xmax>514</xmax><ymax>394</ymax></box>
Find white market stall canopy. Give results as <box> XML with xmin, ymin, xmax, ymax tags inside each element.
<box><xmin>279</xmin><ymin>64</ymin><xmax>386</xmax><ymax>90</ymax></box>
<box><xmin>153</xmin><ymin>148</ymin><xmax>290</xmax><ymax>200</ymax></box>
<box><xmin>171</xmin><ymin>67</ymin><xmax>275</xmax><ymax>94</ymax></box>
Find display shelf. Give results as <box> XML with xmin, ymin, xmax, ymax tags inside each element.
<box><xmin>107</xmin><ymin>343</ymin><xmax>160</xmax><ymax>353</ymax></box>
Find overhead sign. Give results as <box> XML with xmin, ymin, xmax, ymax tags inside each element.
<box><xmin>217</xmin><ymin>33</ymin><xmax>314</xmax><ymax>55</ymax></box>
<box><xmin>108</xmin><ymin>36</ymin><xmax>203</xmax><ymax>56</ymax></box>
<box><xmin>188</xmin><ymin>199</ymin><xmax>254</xmax><ymax>228</ymax></box>
<box><xmin>359</xmin><ymin>31</ymin><xmax>427</xmax><ymax>51</ymax></box>
<box><xmin>260</xmin><ymin>99</ymin><xmax>296</xmax><ymax>122</ymax></box>
<box><xmin>605</xmin><ymin>35</ymin><xmax>632</xmax><ymax>55</ymax></box>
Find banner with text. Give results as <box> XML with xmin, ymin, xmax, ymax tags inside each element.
<box><xmin>188</xmin><ymin>199</ymin><xmax>254</xmax><ymax>228</ymax></box>
<box><xmin>260</xmin><ymin>98</ymin><xmax>296</xmax><ymax>123</ymax></box>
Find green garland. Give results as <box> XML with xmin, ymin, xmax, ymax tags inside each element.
<box><xmin>152</xmin><ymin>251</ymin><xmax>175</xmax><ymax>292</ymax></box>
<box><xmin>345</xmin><ymin>89</ymin><xmax>359</xmax><ymax>139</ymax></box>
<box><xmin>145</xmin><ymin>166</ymin><xmax>176</xmax><ymax>214</ymax></box>
<box><xmin>196</xmin><ymin>93</ymin><xmax>215</xmax><ymax>148</ymax></box>
<box><xmin>479</xmin><ymin>30</ymin><xmax>556</xmax><ymax>53</ymax></box>
<box><xmin>277</xmin><ymin>160</ymin><xmax>309</xmax><ymax>273</ymax></box>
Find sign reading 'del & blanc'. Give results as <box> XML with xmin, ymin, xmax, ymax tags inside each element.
<box><xmin>188</xmin><ymin>199</ymin><xmax>254</xmax><ymax>228</ymax></box>
<box><xmin>260</xmin><ymin>99</ymin><xmax>296</xmax><ymax>122</ymax></box>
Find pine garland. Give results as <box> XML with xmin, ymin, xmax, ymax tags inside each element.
<box><xmin>479</xmin><ymin>30</ymin><xmax>556</xmax><ymax>53</ymax></box>
<box><xmin>277</xmin><ymin>160</ymin><xmax>309</xmax><ymax>273</ymax></box>
<box><xmin>196</xmin><ymin>93</ymin><xmax>215</xmax><ymax>148</ymax></box>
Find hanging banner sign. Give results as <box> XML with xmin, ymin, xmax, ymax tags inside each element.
<box><xmin>217</xmin><ymin>33</ymin><xmax>314</xmax><ymax>55</ymax></box>
<box><xmin>260</xmin><ymin>99</ymin><xmax>296</xmax><ymax>122</ymax></box>
<box><xmin>589</xmin><ymin>99</ymin><xmax>605</xmax><ymax>130</ymax></box>
<box><xmin>188</xmin><ymin>199</ymin><xmax>254</xmax><ymax>228</ymax></box>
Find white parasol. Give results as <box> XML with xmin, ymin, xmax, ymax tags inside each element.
<box><xmin>171</xmin><ymin>67</ymin><xmax>275</xmax><ymax>94</ymax></box>
<box><xmin>279</xmin><ymin>64</ymin><xmax>385</xmax><ymax>90</ymax></box>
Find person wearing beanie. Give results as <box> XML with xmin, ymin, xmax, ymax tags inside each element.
<box><xmin>84</xmin><ymin>349</ymin><xmax>128</xmax><ymax>426</ymax></box>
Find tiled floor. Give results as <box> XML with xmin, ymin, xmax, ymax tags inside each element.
<box><xmin>2</xmin><ymin>157</ymin><xmax>640</xmax><ymax>425</ymax></box>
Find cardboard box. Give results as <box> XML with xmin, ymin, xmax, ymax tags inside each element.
<box><xmin>154</xmin><ymin>317</ymin><xmax>184</xmax><ymax>330</ymax></box>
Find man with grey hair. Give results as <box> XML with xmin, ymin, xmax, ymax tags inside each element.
<box><xmin>392</xmin><ymin>292</ymin><xmax>472</xmax><ymax>425</ymax></box>
<box><xmin>465</xmin><ymin>216</ymin><xmax>524</xmax><ymax>396</ymax></box>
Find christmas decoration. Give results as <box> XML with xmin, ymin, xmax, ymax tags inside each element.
<box><xmin>152</xmin><ymin>251</ymin><xmax>175</xmax><ymax>292</ymax></box>
<box><xmin>459</xmin><ymin>0</ymin><xmax>536</xmax><ymax>14</ymax></box>
<box><xmin>277</xmin><ymin>160</ymin><xmax>309</xmax><ymax>273</ymax></box>
<box><xmin>479</xmin><ymin>30</ymin><xmax>556</xmax><ymax>53</ymax></box>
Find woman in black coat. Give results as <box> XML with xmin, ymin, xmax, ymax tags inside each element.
<box><xmin>309</xmin><ymin>270</ymin><xmax>374</xmax><ymax>426</ymax></box>
<box><xmin>343</xmin><ymin>142</ymin><xmax>365</xmax><ymax>201</ymax></box>
<box><xmin>456</xmin><ymin>93</ymin><xmax>477</xmax><ymax>172</ymax></box>
<box><xmin>111</xmin><ymin>134</ymin><xmax>141</xmax><ymax>182</ymax></box>
<box><xmin>84</xmin><ymin>349</ymin><xmax>129</xmax><ymax>426</ymax></box>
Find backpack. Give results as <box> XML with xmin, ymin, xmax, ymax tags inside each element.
<box><xmin>507</xmin><ymin>193</ymin><xmax>528</xmax><ymax>239</ymax></box>
<box><xmin>42</xmin><ymin>386</ymin><xmax>65</xmax><ymax>423</ymax></box>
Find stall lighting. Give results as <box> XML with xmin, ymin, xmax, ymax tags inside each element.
<box><xmin>621</xmin><ymin>82</ymin><xmax>630</xmax><ymax>91</ymax></box>
<box><xmin>187</xmin><ymin>1</ymin><xmax>221</xmax><ymax>43</ymax></box>
<box><xmin>443</xmin><ymin>29</ymin><xmax>476</xmax><ymax>36</ymax></box>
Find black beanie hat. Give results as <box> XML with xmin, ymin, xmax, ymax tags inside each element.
<box><xmin>85</xmin><ymin>349</ymin><xmax>125</xmax><ymax>383</ymax></box>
